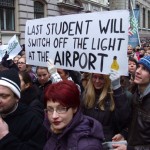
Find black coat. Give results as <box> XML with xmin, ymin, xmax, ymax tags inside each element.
<box><xmin>82</xmin><ymin>87</ymin><xmax>130</xmax><ymax>141</ymax></box>
<box><xmin>127</xmin><ymin>84</ymin><xmax>150</xmax><ymax>150</ymax></box>
<box><xmin>0</xmin><ymin>103</ymin><xmax>47</xmax><ymax>150</ymax></box>
<box><xmin>20</xmin><ymin>85</ymin><xmax>44</xmax><ymax>122</ymax></box>
<box><xmin>33</xmin><ymin>79</ymin><xmax>52</xmax><ymax>108</ymax></box>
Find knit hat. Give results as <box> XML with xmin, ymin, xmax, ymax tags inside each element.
<box><xmin>138</xmin><ymin>56</ymin><xmax>150</xmax><ymax>72</ymax></box>
<box><xmin>0</xmin><ymin>69</ymin><xmax>21</xmax><ymax>98</ymax></box>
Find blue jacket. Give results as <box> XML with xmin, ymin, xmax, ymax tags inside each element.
<box><xmin>44</xmin><ymin>108</ymin><xmax>104</xmax><ymax>150</ymax></box>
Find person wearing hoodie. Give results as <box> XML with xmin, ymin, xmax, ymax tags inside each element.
<box><xmin>43</xmin><ymin>80</ymin><xmax>104</xmax><ymax>150</ymax></box>
<box><xmin>113</xmin><ymin>55</ymin><xmax>150</xmax><ymax>150</ymax></box>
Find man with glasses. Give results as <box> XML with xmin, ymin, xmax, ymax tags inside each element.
<box><xmin>0</xmin><ymin>69</ymin><xmax>46</xmax><ymax>150</ymax></box>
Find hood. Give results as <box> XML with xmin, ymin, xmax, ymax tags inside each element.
<box><xmin>139</xmin><ymin>83</ymin><xmax>150</xmax><ymax>99</ymax></box>
<box><xmin>44</xmin><ymin>107</ymin><xmax>104</xmax><ymax>141</ymax></box>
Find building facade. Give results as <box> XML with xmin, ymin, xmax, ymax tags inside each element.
<box><xmin>109</xmin><ymin>0</ymin><xmax>150</xmax><ymax>45</ymax></box>
<box><xmin>0</xmin><ymin>0</ymin><xmax>109</xmax><ymax>45</ymax></box>
<box><xmin>136</xmin><ymin>0</ymin><xmax>150</xmax><ymax>45</ymax></box>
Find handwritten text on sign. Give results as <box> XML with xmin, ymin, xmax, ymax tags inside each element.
<box><xmin>25</xmin><ymin>10</ymin><xmax>129</xmax><ymax>75</ymax></box>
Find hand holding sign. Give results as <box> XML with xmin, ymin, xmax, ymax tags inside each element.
<box><xmin>47</xmin><ymin>59</ymin><xmax>57</xmax><ymax>75</ymax></box>
<box><xmin>3</xmin><ymin>51</ymin><xmax>9</xmax><ymax>60</ymax></box>
<box><xmin>109</xmin><ymin>69</ymin><xmax>121</xmax><ymax>90</ymax></box>
<box><xmin>0</xmin><ymin>116</ymin><xmax>9</xmax><ymax>140</ymax></box>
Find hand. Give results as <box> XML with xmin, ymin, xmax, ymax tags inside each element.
<box><xmin>109</xmin><ymin>69</ymin><xmax>121</xmax><ymax>90</ymax></box>
<box><xmin>0</xmin><ymin>117</ymin><xmax>9</xmax><ymax>139</ymax></box>
<box><xmin>3</xmin><ymin>51</ymin><xmax>9</xmax><ymax>60</ymax></box>
<box><xmin>47</xmin><ymin>59</ymin><xmax>57</xmax><ymax>75</ymax></box>
<box><xmin>112</xmin><ymin>144</ymin><xmax>127</xmax><ymax>150</ymax></box>
<box><xmin>112</xmin><ymin>134</ymin><xmax>125</xmax><ymax>142</ymax></box>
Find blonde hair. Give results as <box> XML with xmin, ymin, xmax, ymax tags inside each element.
<box><xmin>83</xmin><ymin>74</ymin><xmax>115</xmax><ymax>111</ymax></box>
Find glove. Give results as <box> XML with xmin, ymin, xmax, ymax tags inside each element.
<box><xmin>47</xmin><ymin>59</ymin><xmax>57</xmax><ymax>75</ymax></box>
<box><xmin>109</xmin><ymin>69</ymin><xmax>121</xmax><ymax>90</ymax></box>
<box><xmin>3</xmin><ymin>51</ymin><xmax>9</xmax><ymax>60</ymax></box>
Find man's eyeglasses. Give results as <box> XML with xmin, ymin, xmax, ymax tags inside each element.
<box><xmin>45</xmin><ymin>106</ymin><xmax>70</xmax><ymax>115</ymax></box>
<box><xmin>17</xmin><ymin>62</ymin><xmax>26</xmax><ymax>65</ymax></box>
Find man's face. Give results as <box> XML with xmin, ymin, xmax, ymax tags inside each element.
<box><xmin>0</xmin><ymin>85</ymin><xmax>19</xmax><ymax>114</ymax></box>
<box><xmin>134</xmin><ymin>64</ymin><xmax>150</xmax><ymax>86</ymax></box>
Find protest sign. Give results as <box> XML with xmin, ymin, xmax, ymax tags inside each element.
<box><xmin>25</xmin><ymin>10</ymin><xmax>129</xmax><ymax>75</ymax></box>
<box><xmin>0</xmin><ymin>45</ymin><xmax>8</xmax><ymax>60</ymax></box>
<box><xmin>0</xmin><ymin>35</ymin><xmax>22</xmax><ymax>61</ymax></box>
<box><xmin>7</xmin><ymin>35</ymin><xmax>22</xmax><ymax>59</ymax></box>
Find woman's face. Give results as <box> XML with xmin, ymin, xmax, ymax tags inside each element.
<box><xmin>37</xmin><ymin>68</ymin><xmax>50</xmax><ymax>85</ymax></box>
<box><xmin>127</xmin><ymin>46</ymin><xmax>133</xmax><ymax>54</ymax></box>
<box><xmin>92</xmin><ymin>73</ymin><xmax>105</xmax><ymax>90</ymax></box>
<box><xmin>128</xmin><ymin>60</ymin><xmax>137</xmax><ymax>74</ymax></box>
<box><xmin>13</xmin><ymin>57</ymin><xmax>19</xmax><ymax>64</ymax></box>
<box><xmin>57</xmin><ymin>69</ymin><xmax>69</xmax><ymax>80</ymax></box>
<box><xmin>17</xmin><ymin>57</ymin><xmax>26</xmax><ymax>71</ymax></box>
<box><xmin>46</xmin><ymin>101</ymin><xmax>77</xmax><ymax>134</ymax></box>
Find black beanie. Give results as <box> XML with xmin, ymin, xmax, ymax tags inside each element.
<box><xmin>0</xmin><ymin>69</ymin><xmax>21</xmax><ymax>98</ymax></box>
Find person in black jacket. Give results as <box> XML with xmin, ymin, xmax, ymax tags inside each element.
<box><xmin>113</xmin><ymin>56</ymin><xmax>150</xmax><ymax>150</ymax></box>
<box><xmin>0</xmin><ymin>69</ymin><xmax>47</xmax><ymax>150</ymax></box>
<box><xmin>81</xmin><ymin>70</ymin><xmax>130</xmax><ymax>142</ymax></box>
<box><xmin>19</xmin><ymin>71</ymin><xmax>44</xmax><ymax>122</ymax></box>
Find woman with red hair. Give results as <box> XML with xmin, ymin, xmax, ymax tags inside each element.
<box><xmin>43</xmin><ymin>80</ymin><xmax>104</xmax><ymax>150</ymax></box>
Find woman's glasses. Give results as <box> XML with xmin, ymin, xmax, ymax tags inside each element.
<box><xmin>45</xmin><ymin>106</ymin><xmax>70</xmax><ymax>115</ymax></box>
<box><xmin>17</xmin><ymin>62</ymin><xmax>26</xmax><ymax>65</ymax></box>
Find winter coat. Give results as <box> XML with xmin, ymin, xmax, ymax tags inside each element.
<box><xmin>44</xmin><ymin>108</ymin><xmax>104</xmax><ymax>150</ymax></box>
<box><xmin>127</xmin><ymin>83</ymin><xmax>150</xmax><ymax>150</ymax></box>
<box><xmin>0</xmin><ymin>103</ymin><xmax>47</xmax><ymax>150</ymax></box>
<box><xmin>20</xmin><ymin>85</ymin><xmax>44</xmax><ymax>122</ymax></box>
<box><xmin>82</xmin><ymin>87</ymin><xmax>130</xmax><ymax>141</ymax></box>
<box><xmin>34</xmin><ymin>79</ymin><xmax>52</xmax><ymax>107</ymax></box>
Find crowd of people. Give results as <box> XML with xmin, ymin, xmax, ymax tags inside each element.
<box><xmin>0</xmin><ymin>43</ymin><xmax>150</xmax><ymax>150</ymax></box>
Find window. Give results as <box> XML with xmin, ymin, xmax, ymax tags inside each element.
<box><xmin>143</xmin><ymin>7</ymin><xmax>146</xmax><ymax>28</ymax></box>
<box><xmin>0</xmin><ymin>0</ymin><xmax>15</xmax><ymax>31</ymax></box>
<box><xmin>34</xmin><ymin>1</ymin><xmax>44</xmax><ymax>19</ymax></box>
<box><xmin>148</xmin><ymin>10</ymin><xmax>150</xmax><ymax>28</ymax></box>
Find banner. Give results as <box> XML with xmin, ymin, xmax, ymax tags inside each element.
<box><xmin>128</xmin><ymin>9</ymin><xmax>140</xmax><ymax>48</ymax></box>
<box><xmin>0</xmin><ymin>35</ymin><xmax>22</xmax><ymax>60</ymax></box>
<box><xmin>25</xmin><ymin>10</ymin><xmax>129</xmax><ymax>75</ymax></box>
<box><xmin>0</xmin><ymin>45</ymin><xmax>8</xmax><ymax>60</ymax></box>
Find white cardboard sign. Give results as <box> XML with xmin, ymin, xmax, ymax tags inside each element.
<box><xmin>0</xmin><ymin>35</ymin><xmax>22</xmax><ymax>60</ymax></box>
<box><xmin>25</xmin><ymin>10</ymin><xmax>129</xmax><ymax>75</ymax></box>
